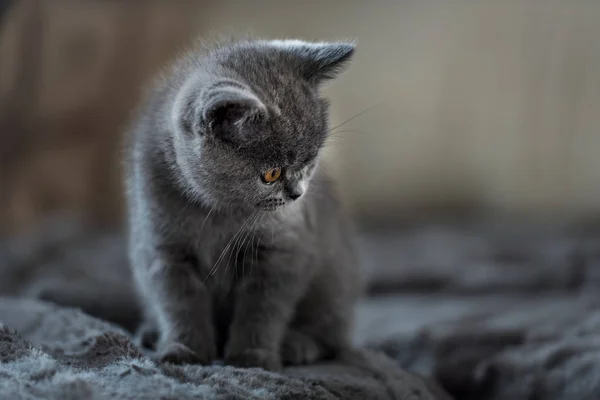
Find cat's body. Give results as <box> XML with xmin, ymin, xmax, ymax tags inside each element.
<box><xmin>125</xmin><ymin>39</ymin><xmax>362</xmax><ymax>370</ymax></box>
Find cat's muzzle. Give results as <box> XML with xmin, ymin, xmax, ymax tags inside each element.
<box><xmin>258</xmin><ymin>198</ymin><xmax>286</xmax><ymax>211</ymax></box>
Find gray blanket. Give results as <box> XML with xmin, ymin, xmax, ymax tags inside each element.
<box><xmin>360</xmin><ymin>219</ymin><xmax>600</xmax><ymax>400</ymax></box>
<box><xmin>0</xmin><ymin>298</ymin><xmax>448</xmax><ymax>400</ymax></box>
<box><xmin>2</xmin><ymin>215</ymin><xmax>600</xmax><ymax>399</ymax></box>
<box><xmin>0</xmin><ymin>217</ymin><xmax>448</xmax><ymax>400</ymax></box>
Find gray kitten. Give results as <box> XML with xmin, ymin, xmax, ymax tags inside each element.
<box><xmin>125</xmin><ymin>39</ymin><xmax>362</xmax><ymax>371</ymax></box>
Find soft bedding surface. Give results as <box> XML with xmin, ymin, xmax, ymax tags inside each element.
<box><xmin>2</xmin><ymin>216</ymin><xmax>600</xmax><ymax>399</ymax></box>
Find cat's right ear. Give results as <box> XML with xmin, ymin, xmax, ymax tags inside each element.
<box><xmin>173</xmin><ymin>84</ymin><xmax>266</xmax><ymax>140</ymax></box>
<box><xmin>200</xmin><ymin>86</ymin><xmax>267</xmax><ymax>140</ymax></box>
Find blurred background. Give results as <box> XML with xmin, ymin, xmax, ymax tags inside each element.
<box><xmin>2</xmin><ymin>2</ymin><xmax>600</xmax><ymax>397</ymax></box>
<box><xmin>2</xmin><ymin>0</ymin><xmax>600</xmax><ymax>237</ymax></box>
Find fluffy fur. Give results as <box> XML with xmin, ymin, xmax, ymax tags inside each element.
<box><xmin>124</xmin><ymin>38</ymin><xmax>362</xmax><ymax>371</ymax></box>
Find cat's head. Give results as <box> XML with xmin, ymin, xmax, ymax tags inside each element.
<box><xmin>170</xmin><ymin>39</ymin><xmax>354</xmax><ymax>211</ymax></box>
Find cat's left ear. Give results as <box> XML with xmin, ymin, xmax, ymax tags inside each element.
<box><xmin>273</xmin><ymin>40</ymin><xmax>355</xmax><ymax>84</ymax></box>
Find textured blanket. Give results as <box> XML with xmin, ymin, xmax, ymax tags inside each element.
<box><xmin>2</xmin><ymin>215</ymin><xmax>600</xmax><ymax>399</ymax></box>
<box><xmin>360</xmin><ymin>218</ymin><xmax>600</xmax><ymax>400</ymax></box>
<box><xmin>0</xmin><ymin>298</ymin><xmax>448</xmax><ymax>400</ymax></box>
<box><xmin>0</xmin><ymin>217</ymin><xmax>448</xmax><ymax>400</ymax></box>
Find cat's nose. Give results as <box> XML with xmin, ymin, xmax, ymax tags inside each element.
<box><xmin>287</xmin><ymin>189</ymin><xmax>303</xmax><ymax>201</ymax></box>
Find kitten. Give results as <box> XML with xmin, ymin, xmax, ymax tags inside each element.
<box><xmin>125</xmin><ymin>39</ymin><xmax>362</xmax><ymax>371</ymax></box>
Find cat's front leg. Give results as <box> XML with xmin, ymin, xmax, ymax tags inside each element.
<box><xmin>224</xmin><ymin>251</ymin><xmax>308</xmax><ymax>371</ymax></box>
<box><xmin>146</xmin><ymin>253</ymin><xmax>216</xmax><ymax>365</ymax></box>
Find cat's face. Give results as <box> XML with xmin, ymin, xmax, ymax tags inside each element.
<box><xmin>193</xmin><ymin>136</ymin><xmax>321</xmax><ymax>212</ymax></box>
<box><xmin>171</xmin><ymin>40</ymin><xmax>354</xmax><ymax>211</ymax></box>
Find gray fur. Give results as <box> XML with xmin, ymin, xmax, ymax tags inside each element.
<box><xmin>124</xmin><ymin>39</ymin><xmax>362</xmax><ymax>371</ymax></box>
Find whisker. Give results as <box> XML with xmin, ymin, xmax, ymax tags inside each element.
<box><xmin>237</xmin><ymin>211</ymin><xmax>262</xmax><ymax>277</ymax></box>
<box><xmin>315</xmin><ymin>165</ymin><xmax>327</xmax><ymax>175</ymax></box>
<box><xmin>254</xmin><ymin>235</ymin><xmax>261</xmax><ymax>280</ymax></box>
<box><xmin>246</xmin><ymin>212</ymin><xmax>263</xmax><ymax>283</ymax></box>
<box><xmin>221</xmin><ymin>212</ymin><xmax>258</xmax><ymax>291</ymax></box>
<box><xmin>326</xmin><ymin>102</ymin><xmax>383</xmax><ymax>134</ymax></box>
<box><xmin>221</xmin><ymin>225</ymin><xmax>244</xmax><ymax>289</ymax></box>
<box><xmin>329</xmin><ymin>129</ymin><xmax>368</xmax><ymax>137</ymax></box>
<box><xmin>242</xmin><ymin>229</ymin><xmax>251</xmax><ymax>285</ymax></box>
<box><xmin>326</xmin><ymin>130</ymin><xmax>365</xmax><ymax>146</ymax></box>
<box><xmin>316</xmin><ymin>153</ymin><xmax>355</xmax><ymax>171</ymax></box>
<box><xmin>199</xmin><ymin>203</ymin><xmax>217</xmax><ymax>234</ymax></box>
<box><xmin>203</xmin><ymin>211</ymin><xmax>257</xmax><ymax>283</ymax></box>
<box><xmin>253</xmin><ymin>214</ymin><xmax>265</xmax><ymax>280</ymax></box>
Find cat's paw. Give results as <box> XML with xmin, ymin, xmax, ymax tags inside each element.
<box><xmin>155</xmin><ymin>341</ymin><xmax>215</xmax><ymax>365</ymax></box>
<box><xmin>135</xmin><ymin>322</ymin><xmax>159</xmax><ymax>350</ymax></box>
<box><xmin>224</xmin><ymin>348</ymin><xmax>282</xmax><ymax>371</ymax></box>
<box><xmin>281</xmin><ymin>330</ymin><xmax>323</xmax><ymax>366</ymax></box>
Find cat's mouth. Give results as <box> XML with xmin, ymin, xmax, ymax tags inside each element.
<box><xmin>257</xmin><ymin>198</ymin><xmax>286</xmax><ymax>211</ymax></box>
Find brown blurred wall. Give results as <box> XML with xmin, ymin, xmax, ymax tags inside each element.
<box><xmin>0</xmin><ymin>1</ymin><xmax>199</xmax><ymax>235</ymax></box>
<box><xmin>1</xmin><ymin>1</ymin><xmax>600</xmax><ymax>235</ymax></box>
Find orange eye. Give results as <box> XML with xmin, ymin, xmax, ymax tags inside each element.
<box><xmin>262</xmin><ymin>167</ymin><xmax>282</xmax><ymax>183</ymax></box>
